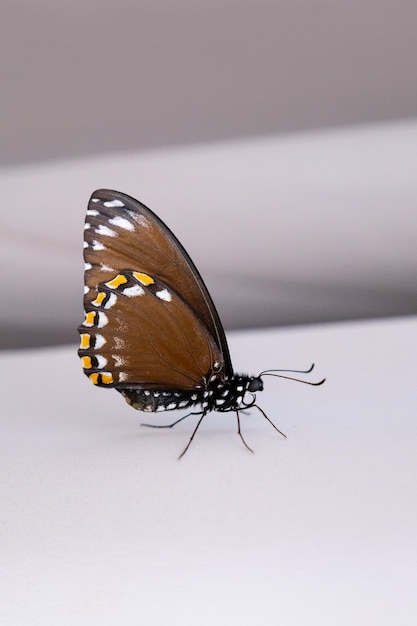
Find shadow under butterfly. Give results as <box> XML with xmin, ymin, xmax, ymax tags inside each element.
<box><xmin>78</xmin><ymin>190</ymin><xmax>325</xmax><ymax>458</ymax></box>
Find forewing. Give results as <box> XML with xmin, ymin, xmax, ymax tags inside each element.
<box><xmin>83</xmin><ymin>189</ymin><xmax>232</xmax><ymax>375</ymax></box>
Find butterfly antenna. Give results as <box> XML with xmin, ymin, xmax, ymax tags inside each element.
<box><xmin>178</xmin><ymin>412</ymin><xmax>207</xmax><ymax>460</ymax></box>
<box><xmin>262</xmin><ymin>373</ymin><xmax>326</xmax><ymax>386</ymax></box>
<box><xmin>254</xmin><ymin>404</ymin><xmax>287</xmax><ymax>438</ymax></box>
<box><xmin>259</xmin><ymin>363</ymin><xmax>316</xmax><ymax>376</ymax></box>
<box><xmin>260</xmin><ymin>364</ymin><xmax>325</xmax><ymax>386</ymax></box>
<box><xmin>236</xmin><ymin>410</ymin><xmax>254</xmax><ymax>454</ymax></box>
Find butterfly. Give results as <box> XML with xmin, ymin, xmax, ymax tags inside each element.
<box><xmin>78</xmin><ymin>189</ymin><xmax>324</xmax><ymax>457</ymax></box>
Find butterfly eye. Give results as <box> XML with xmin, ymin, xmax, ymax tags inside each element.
<box><xmin>248</xmin><ymin>378</ymin><xmax>263</xmax><ymax>393</ymax></box>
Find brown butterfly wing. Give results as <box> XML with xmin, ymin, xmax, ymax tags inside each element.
<box><xmin>79</xmin><ymin>190</ymin><xmax>232</xmax><ymax>389</ymax></box>
<box><xmin>78</xmin><ymin>270</ymin><xmax>223</xmax><ymax>389</ymax></box>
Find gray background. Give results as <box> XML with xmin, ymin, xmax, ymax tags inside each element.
<box><xmin>2</xmin><ymin>0</ymin><xmax>416</xmax><ymax>166</ymax></box>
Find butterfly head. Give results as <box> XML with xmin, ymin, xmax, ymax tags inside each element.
<box><xmin>222</xmin><ymin>374</ymin><xmax>264</xmax><ymax>412</ymax></box>
<box><xmin>247</xmin><ymin>376</ymin><xmax>264</xmax><ymax>393</ymax></box>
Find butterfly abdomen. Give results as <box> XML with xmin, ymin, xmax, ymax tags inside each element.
<box><xmin>120</xmin><ymin>388</ymin><xmax>198</xmax><ymax>413</ymax></box>
<box><xmin>118</xmin><ymin>375</ymin><xmax>261</xmax><ymax>414</ymax></box>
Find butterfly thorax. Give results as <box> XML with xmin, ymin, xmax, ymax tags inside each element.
<box><xmin>119</xmin><ymin>374</ymin><xmax>263</xmax><ymax>414</ymax></box>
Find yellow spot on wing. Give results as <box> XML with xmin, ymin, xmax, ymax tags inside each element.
<box><xmin>133</xmin><ymin>272</ymin><xmax>154</xmax><ymax>285</ymax></box>
<box><xmin>80</xmin><ymin>333</ymin><xmax>91</xmax><ymax>349</ymax></box>
<box><xmin>84</xmin><ymin>311</ymin><xmax>96</xmax><ymax>326</ymax></box>
<box><xmin>81</xmin><ymin>356</ymin><xmax>92</xmax><ymax>369</ymax></box>
<box><xmin>89</xmin><ymin>373</ymin><xmax>99</xmax><ymax>385</ymax></box>
<box><xmin>106</xmin><ymin>274</ymin><xmax>128</xmax><ymax>288</ymax></box>
<box><xmin>92</xmin><ymin>291</ymin><xmax>106</xmax><ymax>306</ymax></box>
<box><xmin>101</xmin><ymin>372</ymin><xmax>114</xmax><ymax>384</ymax></box>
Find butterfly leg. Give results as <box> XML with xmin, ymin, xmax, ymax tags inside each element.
<box><xmin>236</xmin><ymin>410</ymin><xmax>254</xmax><ymax>454</ymax></box>
<box><xmin>141</xmin><ymin>411</ymin><xmax>201</xmax><ymax>429</ymax></box>
<box><xmin>177</xmin><ymin>411</ymin><xmax>207</xmax><ymax>460</ymax></box>
<box><xmin>141</xmin><ymin>411</ymin><xmax>201</xmax><ymax>428</ymax></box>
<box><xmin>253</xmin><ymin>404</ymin><xmax>287</xmax><ymax>438</ymax></box>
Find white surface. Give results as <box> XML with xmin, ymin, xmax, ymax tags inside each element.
<box><xmin>1</xmin><ymin>119</ymin><xmax>417</xmax><ymax>347</ymax></box>
<box><xmin>1</xmin><ymin>316</ymin><xmax>417</xmax><ymax>624</ymax></box>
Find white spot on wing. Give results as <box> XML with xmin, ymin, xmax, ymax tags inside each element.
<box><xmin>100</xmin><ymin>263</ymin><xmax>115</xmax><ymax>272</ymax></box>
<box><xmin>123</xmin><ymin>285</ymin><xmax>145</xmax><ymax>297</ymax></box>
<box><xmin>92</xmin><ymin>240</ymin><xmax>105</xmax><ymax>251</ymax></box>
<box><xmin>95</xmin><ymin>334</ymin><xmax>106</xmax><ymax>349</ymax></box>
<box><xmin>84</xmin><ymin>285</ymin><xmax>89</xmax><ymax>294</ymax></box>
<box><xmin>113</xmin><ymin>354</ymin><xmax>126</xmax><ymax>367</ymax></box>
<box><xmin>91</xmin><ymin>198</ymin><xmax>100</xmax><ymax>203</ymax></box>
<box><xmin>118</xmin><ymin>372</ymin><xmax>128</xmax><ymax>382</ymax></box>
<box><xmin>97</xmin><ymin>312</ymin><xmax>108</xmax><ymax>328</ymax></box>
<box><xmin>96</xmin><ymin>355</ymin><xmax>108</xmax><ymax>369</ymax></box>
<box><xmin>84</xmin><ymin>223</ymin><xmax>91</xmax><ymax>230</ymax></box>
<box><xmin>87</xmin><ymin>209</ymin><xmax>99</xmax><ymax>216</ymax></box>
<box><xmin>114</xmin><ymin>337</ymin><xmax>125</xmax><ymax>349</ymax></box>
<box><xmin>109</xmin><ymin>216</ymin><xmax>135</xmax><ymax>231</ymax></box>
<box><xmin>83</xmin><ymin>241</ymin><xmax>88</xmax><ymax>249</ymax></box>
<box><xmin>127</xmin><ymin>210</ymin><xmax>149</xmax><ymax>228</ymax></box>
<box><xmin>85</xmin><ymin>263</ymin><xmax>92</xmax><ymax>270</ymax></box>
<box><xmin>155</xmin><ymin>289</ymin><xmax>172</xmax><ymax>302</ymax></box>
<box><xmin>103</xmin><ymin>199</ymin><xmax>125</xmax><ymax>208</ymax></box>
<box><xmin>104</xmin><ymin>293</ymin><xmax>118</xmax><ymax>309</ymax></box>
<box><xmin>96</xmin><ymin>224</ymin><xmax>117</xmax><ymax>237</ymax></box>
<box><xmin>167</xmin><ymin>403</ymin><xmax>177</xmax><ymax>410</ymax></box>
